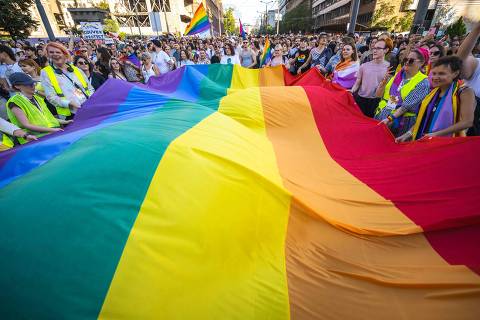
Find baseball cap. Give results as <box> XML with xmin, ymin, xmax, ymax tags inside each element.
<box><xmin>9</xmin><ymin>72</ymin><xmax>36</xmax><ymax>86</ymax></box>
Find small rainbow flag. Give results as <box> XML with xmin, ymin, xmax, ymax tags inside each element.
<box><xmin>184</xmin><ymin>3</ymin><xmax>211</xmax><ymax>36</ymax></box>
<box><xmin>239</xmin><ymin>19</ymin><xmax>246</xmax><ymax>39</ymax></box>
<box><xmin>260</xmin><ymin>36</ymin><xmax>272</xmax><ymax>66</ymax></box>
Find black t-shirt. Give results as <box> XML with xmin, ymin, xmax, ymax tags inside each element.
<box><xmin>210</xmin><ymin>55</ymin><xmax>220</xmax><ymax>64</ymax></box>
<box><xmin>295</xmin><ymin>48</ymin><xmax>310</xmax><ymax>71</ymax></box>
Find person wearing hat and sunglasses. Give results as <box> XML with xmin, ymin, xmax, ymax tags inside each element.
<box><xmin>375</xmin><ymin>48</ymin><xmax>431</xmax><ymax>137</ymax></box>
<box><xmin>6</xmin><ymin>73</ymin><xmax>71</xmax><ymax>145</ymax></box>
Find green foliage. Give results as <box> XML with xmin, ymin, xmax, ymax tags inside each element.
<box><xmin>445</xmin><ymin>16</ymin><xmax>467</xmax><ymax>38</ymax></box>
<box><xmin>372</xmin><ymin>2</ymin><xmax>398</xmax><ymax>30</ymax></box>
<box><xmin>68</xmin><ymin>25</ymin><xmax>83</xmax><ymax>36</ymax></box>
<box><xmin>0</xmin><ymin>0</ymin><xmax>39</xmax><ymax>39</ymax></box>
<box><xmin>396</xmin><ymin>12</ymin><xmax>414</xmax><ymax>32</ymax></box>
<box><xmin>96</xmin><ymin>0</ymin><xmax>110</xmax><ymax>11</ymax></box>
<box><xmin>371</xmin><ymin>0</ymin><xmax>413</xmax><ymax>32</ymax></box>
<box><xmin>279</xmin><ymin>0</ymin><xmax>311</xmax><ymax>34</ymax></box>
<box><xmin>223</xmin><ymin>7</ymin><xmax>236</xmax><ymax>34</ymax></box>
<box><xmin>119</xmin><ymin>32</ymin><xmax>127</xmax><ymax>40</ymax></box>
<box><xmin>103</xmin><ymin>18</ymin><xmax>120</xmax><ymax>33</ymax></box>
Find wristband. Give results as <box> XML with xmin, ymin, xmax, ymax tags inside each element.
<box><xmin>22</xmin><ymin>133</ymin><xmax>29</xmax><ymax>139</ymax></box>
<box><xmin>387</xmin><ymin>115</ymin><xmax>394</xmax><ymax>123</ymax></box>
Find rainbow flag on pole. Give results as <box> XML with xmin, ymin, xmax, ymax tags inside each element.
<box><xmin>239</xmin><ymin>19</ymin><xmax>246</xmax><ymax>39</ymax></box>
<box><xmin>260</xmin><ymin>36</ymin><xmax>272</xmax><ymax>66</ymax></box>
<box><xmin>1</xmin><ymin>65</ymin><xmax>479</xmax><ymax>319</ymax></box>
<box><xmin>184</xmin><ymin>3</ymin><xmax>210</xmax><ymax>36</ymax></box>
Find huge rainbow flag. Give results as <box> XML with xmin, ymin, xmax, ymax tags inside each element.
<box><xmin>184</xmin><ymin>3</ymin><xmax>210</xmax><ymax>36</ymax></box>
<box><xmin>0</xmin><ymin>65</ymin><xmax>479</xmax><ymax>319</ymax></box>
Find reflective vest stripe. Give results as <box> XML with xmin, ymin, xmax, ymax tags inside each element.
<box><xmin>376</xmin><ymin>71</ymin><xmax>427</xmax><ymax>117</ymax></box>
<box><xmin>6</xmin><ymin>94</ymin><xmax>60</xmax><ymax>144</ymax></box>
<box><xmin>43</xmin><ymin>64</ymin><xmax>92</xmax><ymax>117</ymax></box>
<box><xmin>0</xmin><ymin>134</ymin><xmax>14</xmax><ymax>151</ymax></box>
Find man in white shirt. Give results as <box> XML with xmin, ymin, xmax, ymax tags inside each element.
<box><xmin>151</xmin><ymin>40</ymin><xmax>173</xmax><ymax>74</ymax></box>
<box><xmin>0</xmin><ymin>44</ymin><xmax>23</xmax><ymax>95</ymax></box>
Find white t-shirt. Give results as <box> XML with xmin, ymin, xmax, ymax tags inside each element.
<box><xmin>0</xmin><ymin>62</ymin><xmax>23</xmax><ymax>86</ymax></box>
<box><xmin>220</xmin><ymin>55</ymin><xmax>240</xmax><ymax>65</ymax></box>
<box><xmin>466</xmin><ymin>58</ymin><xmax>480</xmax><ymax>98</ymax></box>
<box><xmin>152</xmin><ymin>50</ymin><xmax>172</xmax><ymax>74</ymax></box>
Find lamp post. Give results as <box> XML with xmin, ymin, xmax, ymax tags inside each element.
<box><xmin>260</xmin><ymin>0</ymin><xmax>273</xmax><ymax>33</ymax></box>
<box><xmin>347</xmin><ymin>0</ymin><xmax>361</xmax><ymax>34</ymax></box>
<box><xmin>35</xmin><ymin>0</ymin><xmax>55</xmax><ymax>41</ymax></box>
<box><xmin>411</xmin><ymin>0</ymin><xmax>431</xmax><ymax>34</ymax></box>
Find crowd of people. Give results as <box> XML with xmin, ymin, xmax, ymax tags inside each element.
<box><xmin>0</xmin><ymin>21</ymin><xmax>479</xmax><ymax>150</ymax></box>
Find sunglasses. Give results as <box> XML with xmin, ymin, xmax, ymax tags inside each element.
<box><xmin>402</xmin><ymin>58</ymin><xmax>418</xmax><ymax>65</ymax></box>
<box><xmin>76</xmin><ymin>61</ymin><xmax>87</xmax><ymax>65</ymax></box>
<box><xmin>430</xmin><ymin>51</ymin><xmax>441</xmax><ymax>56</ymax></box>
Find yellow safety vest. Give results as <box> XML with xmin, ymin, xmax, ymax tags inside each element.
<box><xmin>0</xmin><ymin>133</ymin><xmax>14</xmax><ymax>151</ymax></box>
<box><xmin>6</xmin><ymin>93</ymin><xmax>60</xmax><ymax>144</ymax></box>
<box><xmin>43</xmin><ymin>64</ymin><xmax>91</xmax><ymax>117</ymax></box>
<box><xmin>375</xmin><ymin>70</ymin><xmax>427</xmax><ymax>117</ymax></box>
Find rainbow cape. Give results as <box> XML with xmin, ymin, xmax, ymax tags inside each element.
<box><xmin>1</xmin><ymin>65</ymin><xmax>479</xmax><ymax>319</ymax></box>
<box><xmin>260</xmin><ymin>37</ymin><xmax>272</xmax><ymax>66</ymax></box>
<box><xmin>184</xmin><ymin>3</ymin><xmax>210</xmax><ymax>36</ymax></box>
<box><xmin>239</xmin><ymin>19</ymin><xmax>246</xmax><ymax>39</ymax></box>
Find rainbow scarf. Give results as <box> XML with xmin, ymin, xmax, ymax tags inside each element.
<box><xmin>239</xmin><ymin>19</ymin><xmax>246</xmax><ymax>39</ymax></box>
<box><xmin>260</xmin><ymin>37</ymin><xmax>272</xmax><ymax>66</ymax></box>
<box><xmin>184</xmin><ymin>3</ymin><xmax>210</xmax><ymax>36</ymax></box>
<box><xmin>412</xmin><ymin>81</ymin><xmax>460</xmax><ymax>139</ymax></box>
<box><xmin>332</xmin><ymin>59</ymin><xmax>359</xmax><ymax>89</ymax></box>
<box><xmin>389</xmin><ymin>68</ymin><xmax>407</xmax><ymax>105</ymax></box>
<box><xmin>1</xmin><ymin>65</ymin><xmax>479</xmax><ymax>319</ymax></box>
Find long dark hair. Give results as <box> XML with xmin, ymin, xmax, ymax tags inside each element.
<box><xmin>73</xmin><ymin>55</ymin><xmax>93</xmax><ymax>74</ymax></box>
<box><xmin>96</xmin><ymin>47</ymin><xmax>111</xmax><ymax>65</ymax></box>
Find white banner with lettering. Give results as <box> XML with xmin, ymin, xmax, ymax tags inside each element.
<box><xmin>80</xmin><ymin>22</ymin><xmax>104</xmax><ymax>40</ymax></box>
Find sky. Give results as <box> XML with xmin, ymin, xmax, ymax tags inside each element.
<box><xmin>222</xmin><ymin>0</ymin><xmax>278</xmax><ymax>26</ymax></box>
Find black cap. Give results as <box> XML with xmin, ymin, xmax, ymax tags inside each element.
<box><xmin>9</xmin><ymin>72</ymin><xmax>36</xmax><ymax>86</ymax></box>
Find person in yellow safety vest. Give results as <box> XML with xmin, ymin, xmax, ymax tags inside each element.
<box><xmin>374</xmin><ymin>48</ymin><xmax>431</xmax><ymax>138</ymax></box>
<box><xmin>6</xmin><ymin>73</ymin><xmax>71</xmax><ymax>144</ymax></box>
<box><xmin>0</xmin><ymin>117</ymin><xmax>37</xmax><ymax>151</ymax></box>
<box><xmin>40</xmin><ymin>42</ymin><xmax>94</xmax><ymax>120</ymax></box>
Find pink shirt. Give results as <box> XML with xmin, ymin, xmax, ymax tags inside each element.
<box><xmin>357</xmin><ymin>60</ymin><xmax>390</xmax><ymax>98</ymax></box>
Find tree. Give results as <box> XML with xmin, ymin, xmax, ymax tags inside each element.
<box><xmin>395</xmin><ymin>12</ymin><xmax>414</xmax><ymax>32</ymax></box>
<box><xmin>223</xmin><ymin>7</ymin><xmax>236</xmax><ymax>35</ymax></box>
<box><xmin>96</xmin><ymin>0</ymin><xmax>110</xmax><ymax>11</ymax></box>
<box><xmin>0</xmin><ymin>0</ymin><xmax>39</xmax><ymax>39</ymax></box>
<box><xmin>103</xmin><ymin>18</ymin><xmax>119</xmax><ymax>33</ymax></box>
<box><xmin>279</xmin><ymin>0</ymin><xmax>311</xmax><ymax>34</ymax></box>
<box><xmin>432</xmin><ymin>0</ymin><xmax>456</xmax><ymax>27</ymax></box>
<box><xmin>371</xmin><ymin>0</ymin><xmax>414</xmax><ymax>32</ymax></box>
<box><xmin>445</xmin><ymin>17</ymin><xmax>467</xmax><ymax>38</ymax></box>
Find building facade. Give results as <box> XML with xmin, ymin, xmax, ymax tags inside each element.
<box><xmin>311</xmin><ymin>0</ymin><xmax>480</xmax><ymax>33</ymax></box>
<box><xmin>312</xmin><ymin>0</ymin><xmax>378</xmax><ymax>32</ymax></box>
<box><xmin>30</xmin><ymin>0</ymin><xmax>223</xmax><ymax>38</ymax></box>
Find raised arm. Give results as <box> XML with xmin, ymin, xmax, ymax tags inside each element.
<box><xmin>457</xmin><ymin>21</ymin><xmax>480</xmax><ymax>80</ymax></box>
